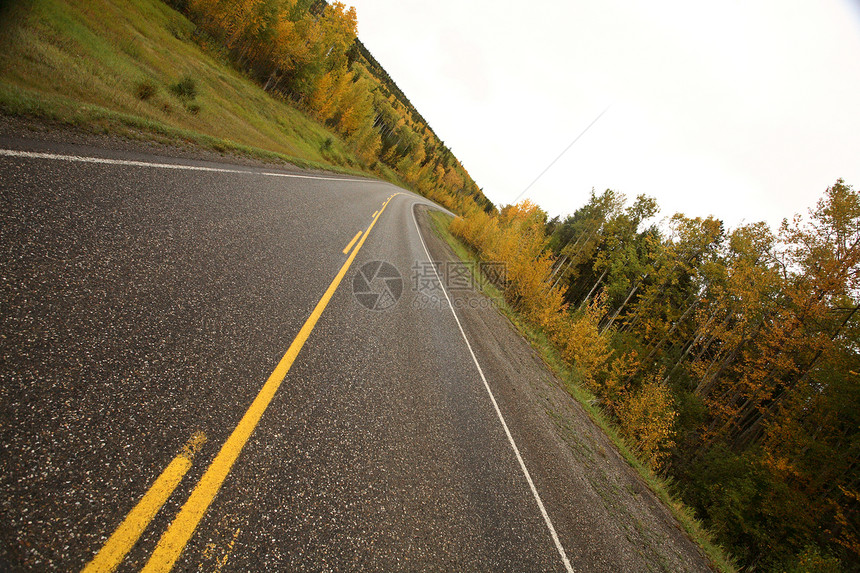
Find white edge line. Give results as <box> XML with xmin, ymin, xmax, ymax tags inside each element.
<box><xmin>410</xmin><ymin>206</ymin><xmax>575</xmax><ymax>573</ymax></box>
<box><xmin>0</xmin><ymin>149</ymin><xmax>371</xmax><ymax>183</ymax></box>
<box><xmin>6</xmin><ymin>143</ymin><xmax>571</xmax><ymax>567</ymax></box>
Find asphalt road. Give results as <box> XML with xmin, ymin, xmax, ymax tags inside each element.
<box><xmin>0</xmin><ymin>134</ymin><xmax>714</xmax><ymax>572</ymax></box>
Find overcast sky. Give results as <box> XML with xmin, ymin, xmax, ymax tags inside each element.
<box><xmin>346</xmin><ymin>0</ymin><xmax>860</xmax><ymax>230</ymax></box>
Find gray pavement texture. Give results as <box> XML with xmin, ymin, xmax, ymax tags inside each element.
<box><xmin>0</xmin><ymin>124</ymin><xmax>714</xmax><ymax>572</ymax></box>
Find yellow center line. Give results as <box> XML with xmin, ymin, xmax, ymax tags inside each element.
<box><xmin>141</xmin><ymin>197</ymin><xmax>394</xmax><ymax>573</ymax></box>
<box><xmin>371</xmin><ymin>210</ymin><xmax>378</xmax><ymax>218</ymax></box>
<box><xmin>82</xmin><ymin>432</ymin><xmax>207</xmax><ymax>573</ymax></box>
<box><xmin>341</xmin><ymin>230</ymin><xmax>362</xmax><ymax>255</ymax></box>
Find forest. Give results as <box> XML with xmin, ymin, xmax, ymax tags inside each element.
<box><xmin>163</xmin><ymin>0</ymin><xmax>493</xmax><ymax>214</ymax></box>
<box><xmin>451</xmin><ymin>182</ymin><xmax>859</xmax><ymax>571</ymax></box>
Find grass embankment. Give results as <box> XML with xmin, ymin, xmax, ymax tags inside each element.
<box><xmin>427</xmin><ymin>209</ymin><xmax>737</xmax><ymax>573</ymax></box>
<box><xmin>0</xmin><ymin>0</ymin><xmax>390</xmax><ymax>178</ymax></box>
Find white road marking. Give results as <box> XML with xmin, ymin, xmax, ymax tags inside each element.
<box><xmin>411</xmin><ymin>207</ymin><xmax>575</xmax><ymax>573</ymax></box>
<box><xmin>5</xmin><ymin>143</ymin><xmax>570</xmax><ymax>567</ymax></box>
<box><xmin>0</xmin><ymin>149</ymin><xmax>370</xmax><ymax>183</ymax></box>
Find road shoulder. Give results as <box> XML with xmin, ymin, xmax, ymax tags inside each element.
<box><xmin>414</xmin><ymin>204</ymin><xmax>715</xmax><ymax>573</ymax></box>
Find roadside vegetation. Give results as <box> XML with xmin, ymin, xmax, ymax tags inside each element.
<box><xmin>0</xmin><ymin>0</ymin><xmax>493</xmax><ymax>214</ymax></box>
<box><xmin>0</xmin><ymin>0</ymin><xmax>359</xmax><ymax>172</ymax></box>
<box><xmin>442</xmin><ymin>182</ymin><xmax>859</xmax><ymax>572</ymax></box>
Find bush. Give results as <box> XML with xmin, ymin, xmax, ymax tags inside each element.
<box><xmin>134</xmin><ymin>81</ymin><xmax>157</xmax><ymax>101</ymax></box>
<box><xmin>170</xmin><ymin>76</ymin><xmax>197</xmax><ymax>100</ymax></box>
<box><xmin>784</xmin><ymin>547</ymin><xmax>841</xmax><ymax>573</ymax></box>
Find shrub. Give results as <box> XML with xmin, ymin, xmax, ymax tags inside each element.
<box><xmin>170</xmin><ymin>76</ymin><xmax>197</xmax><ymax>100</ymax></box>
<box><xmin>135</xmin><ymin>81</ymin><xmax>157</xmax><ymax>101</ymax></box>
<box><xmin>784</xmin><ymin>547</ymin><xmax>841</xmax><ymax>573</ymax></box>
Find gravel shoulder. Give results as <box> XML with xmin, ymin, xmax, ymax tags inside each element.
<box><xmin>414</xmin><ymin>204</ymin><xmax>715</xmax><ymax>573</ymax></box>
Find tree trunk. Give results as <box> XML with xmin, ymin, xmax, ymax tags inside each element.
<box><xmin>263</xmin><ymin>69</ymin><xmax>280</xmax><ymax>92</ymax></box>
<box><xmin>580</xmin><ymin>267</ymin><xmax>608</xmax><ymax>308</ymax></box>
<box><xmin>601</xmin><ymin>279</ymin><xmax>643</xmax><ymax>334</ymax></box>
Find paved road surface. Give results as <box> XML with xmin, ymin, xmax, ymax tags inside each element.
<box><xmin>0</xmin><ymin>135</ymin><xmax>713</xmax><ymax>572</ymax></box>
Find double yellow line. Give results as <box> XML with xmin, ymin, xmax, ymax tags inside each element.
<box><xmin>84</xmin><ymin>193</ymin><xmax>400</xmax><ymax>572</ymax></box>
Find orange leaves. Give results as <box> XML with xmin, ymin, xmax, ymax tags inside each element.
<box><xmin>454</xmin><ymin>198</ymin><xmax>677</xmax><ymax>471</ymax></box>
<box><xmin>602</xmin><ymin>350</ymin><xmax>640</xmax><ymax>410</ymax></box>
<box><xmin>453</xmin><ymin>182</ymin><xmax>859</xmax><ymax>567</ymax></box>
<box><xmin>615</xmin><ymin>370</ymin><xmax>677</xmax><ymax>470</ymax></box>
<box><xmin>322</xmin><ymin>2</ymin><xmax>357</xmax><ymax>45</ymax></box>
<box><xmin>451</xmin><ymin>200</ymin><xmax>559</xmax><ymax>312</ymax></box>
<box><xmin>349</xmin><ymin>122</ymin><xmax>382</xmax><ymax>165</ymax></box>
<box><xmin>308</xmin><ymin>71</ymin><xmax>337</xmax><ymax>118</ymax></box>
<box><xmin>178</xmin><ymin>0</ymin><xmax>492</xmax><ymax>214</ymax></box>
<box><xmin>441</xmin><ymin>166</ymin><xmax>464</xmax><ymax>192</ymax></box>
<box><xmin>187</xmin><ymin>0</ymin><xmax>356</xmax><ymax>91</ymax></box>
<box><xmin>530</xmin><ymin>281</ymin><xmax>568</xmax><ymax>338</ymax></box>
<box><xmin>499</xmin><ymin>199</ymin><xmax>540</xmax><ymax>223</ymax></box>
<box><xmin>557</xmin><ymin>294</ymin><xmax>612</xmax><ymax>385</ymax></box>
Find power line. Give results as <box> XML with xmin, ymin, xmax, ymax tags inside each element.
<box><xmin>511</xmin><ymin>104</ymin><xmax>612</xmax><ymax>204</ymax></box>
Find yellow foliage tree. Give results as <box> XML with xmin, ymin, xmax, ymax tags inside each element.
<box><xmin>600</xmin><ymin>350</ymin><xmax>640</xmax><ymax>414</ymax></box>
<box><xmin>615</xmin><ymin>370</ymin><xmax>677</xmax><ymax>470</ymax></box>
<box><xmin>558</xmin><ymin>294</ymin><xmax>612</xmax><ymax>386</ymax></box>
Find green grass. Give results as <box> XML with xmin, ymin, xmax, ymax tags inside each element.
<box><xmin>0</xmin><ymin>0</ymin><xmax>386</xmax><ymax>178</ymax></box>
<box><xmin>428</xmin><ymin>209</ymin><xmax>737</xmax><ymax>573</ymax></box>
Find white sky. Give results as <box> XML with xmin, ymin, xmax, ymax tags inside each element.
<box><xmin>346</xmin><ymin>0</ymin><xmax>860</xmax><ymax>231</ymax></box>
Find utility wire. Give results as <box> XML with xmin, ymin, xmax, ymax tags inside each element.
<box><xmin>511</xmin><ymin>104</ymin><xmax>612</xmax><ymax>204</ymax></box>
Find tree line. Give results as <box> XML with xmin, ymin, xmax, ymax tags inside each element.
<box><xmin>164</xmin><ymin>0</ymin><xmax>493</xmax><ymax>213</ymax></box>
<box><xmin>452</xmin><ymin>181</ymin><xmax>859</xmax><ymax>572</ymax></box>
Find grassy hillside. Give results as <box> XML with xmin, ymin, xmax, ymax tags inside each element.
<box><xmin>0</xmin><ymin>0</ymin><xmax>370</xmax><ymax>173</ymax></box>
